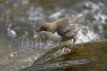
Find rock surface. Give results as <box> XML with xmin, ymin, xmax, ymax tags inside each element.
<box><xmin>20</xmin><ymin>40</ymin><xmax>107</xmax><ymax>71</ymax></box>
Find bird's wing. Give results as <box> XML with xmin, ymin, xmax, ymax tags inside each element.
<box><xmin>63</xmin><ymin>24</ymin><xmax>81</xmax><ymax>37</ymax></box>
<box><xmin>55</xmin><ymin>12</ymin><xmax>92</xmax><ymax>37</ymax></box>
<box><xmin>55</xmin><ymin>18</ymin><xmax>80</xmax><ymax>37</ymax></box>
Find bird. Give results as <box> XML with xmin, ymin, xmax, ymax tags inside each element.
<box><xmin>34</xmin><ymin>12</ymin><xmax>93</xmax><ymax>43</ymax></box>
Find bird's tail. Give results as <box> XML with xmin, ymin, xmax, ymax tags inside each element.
<box><xmin>84</xmin><ymin>12</ymin><xmax>93</xmax><ymax>21</ymax></box>
<box><xmin>77</xmin><ymin>12</ymin><xmax>93</xmax><ymax>23</ymax></box>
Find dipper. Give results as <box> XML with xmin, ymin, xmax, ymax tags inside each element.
<box><xmin>34</xmin><ymin>12</ymin><xmax>93</xmax><ymax>42</ymax></box>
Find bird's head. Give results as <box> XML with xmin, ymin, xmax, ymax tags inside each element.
<box><xmin>36</xmin><ymin>23</ymin><xmax>54</xmax><ymax>33</ymax></box>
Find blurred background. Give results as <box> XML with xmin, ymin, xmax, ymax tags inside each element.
<box><xmin>0</xmin><ymin>0</ymin><xmax>107</xmax><ymax>71</ymax></box>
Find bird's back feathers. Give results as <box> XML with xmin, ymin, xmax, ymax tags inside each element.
<box><xmin>52</xmin><ymin>12</ymin><xmax>92</xmax><ymax>38</ymax></box>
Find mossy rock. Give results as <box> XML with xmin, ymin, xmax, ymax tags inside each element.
<box><xmin>20</xmin><ymin>40</ymin><xmax>107</xmax><ymax>71</ymax></box>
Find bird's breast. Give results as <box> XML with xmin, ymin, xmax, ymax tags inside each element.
<box><xmin>42</xmin><ymin>31</ymin><xmax>62</xmax><ymax>41</ymax></box>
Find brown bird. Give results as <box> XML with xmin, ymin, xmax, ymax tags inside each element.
<box><xmin>34</xmin><ymin>12</ymin><xmax>93</xmax><ymax>43</ymax></box>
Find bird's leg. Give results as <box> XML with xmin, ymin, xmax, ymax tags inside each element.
<box><xmin>72</xmin><ymin>37</ymin><xmax>77</xmax><ymax>46</ymax></box>
<box><xmin>73</xmin><ymin>37</ymin><xmax>77</xmax><ymax>43</ymax></box>
<box><xmin>59</xmin><ymin>41</ymin><xmax>64</xmax><ymax>46</ymax></box>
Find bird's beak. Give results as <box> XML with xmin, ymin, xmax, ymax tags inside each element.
<box><xmin>33</xmin><ymin>30</ymin><xmax>41</xmax><ymax>38</ymax></box>
<box><xmin>36</xmin><ymin>30</ymin><xmax>40</xmax><ymax>32</ymax></box>
<box><xmin>34</xmin><ymin>30</ymin><xmax>40</xmax><ymax>34</ymax></box>
<box><xmin>33</xmin><ymin>30</ymin><xmax>40</xmax><ymax>38</ymax></box>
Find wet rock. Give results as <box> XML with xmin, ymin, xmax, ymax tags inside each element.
<box><xmin>20</xmin><ymin>40</ymin><xmax>107</xmax><ymax>71</ymax></box>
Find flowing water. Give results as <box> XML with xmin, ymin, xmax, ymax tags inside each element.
<box><xmin>0</xmin><ymin>0</ymin><xmax>107</xmax><ymax>71</ymax></box>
